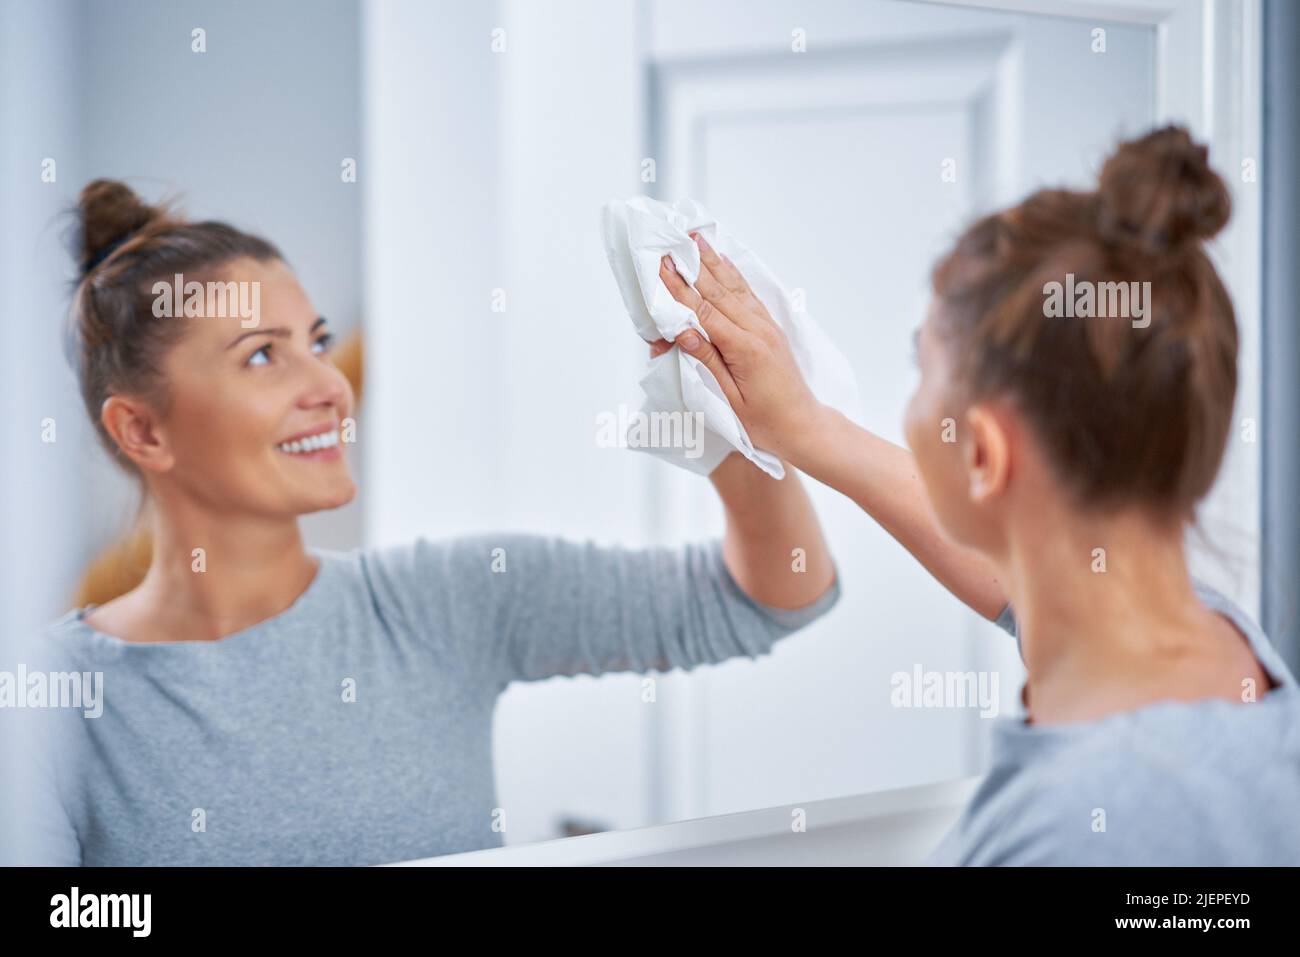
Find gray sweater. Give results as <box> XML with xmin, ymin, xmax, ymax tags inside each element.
<box><xmin>10</xmin><ymin>534</ymin><xmax>840</xmax><ymax>866</ymax></box>
<box><xmin>928</xmin><ymin>580</ymin><xmax>1300</xmax><ymax>865</ymax></box>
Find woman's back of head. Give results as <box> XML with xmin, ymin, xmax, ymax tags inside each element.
<box><xmin>929</xmin><ymin>125</ymin><xmax>1236</xmax><ymax>523</ymax></box>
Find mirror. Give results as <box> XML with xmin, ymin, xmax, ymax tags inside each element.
<box><xmin>20</xmin><ymin>0</ymin><xmax>1267</xmax><ymax>868</ymax></box>
<box><xmin>362</xmin><ymin>0</ymin><xmax>1160</xmax><ymax>851</ymax></box>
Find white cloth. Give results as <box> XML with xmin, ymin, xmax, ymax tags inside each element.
<box><xmin>600</xmin><ymin>196</ymin><xmax>861</xmax><ymax>478</ymax></box>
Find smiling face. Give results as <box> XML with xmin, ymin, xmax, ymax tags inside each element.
<box><xmin>134</xmin><ymin>256</ymin><xmax>357</xmax><ymax>519</ymax></box>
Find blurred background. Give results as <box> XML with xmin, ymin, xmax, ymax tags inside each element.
<box><xmin>1</xmin><ymin>0</ymin><xmax>1282</xmax><ymax>850</ymax></box>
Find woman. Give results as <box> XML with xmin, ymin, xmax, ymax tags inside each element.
<box><xmin>16</xmin><ymin>179</ymin><xmax>853</xmax><ymax>866</ymax></box>
<box><xmin>659</xmin><ymin>125</ymin><xmax>1299</xmax><ymax>865</ymax></box>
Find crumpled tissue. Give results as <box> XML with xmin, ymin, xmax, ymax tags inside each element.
<box><xmin>600</xmin><ymin>196</ymin><xmax>861</xmax><ymax>479</ymax></box>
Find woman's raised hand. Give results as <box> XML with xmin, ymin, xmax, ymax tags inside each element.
<box><xmin>655</xmin><ymin>232</ymin><xmax>824</xmax><ymax>463</ymax></box>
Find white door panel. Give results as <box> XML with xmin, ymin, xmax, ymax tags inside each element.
<box><xmin>645</xmin><ymin>0</ymin><xmax>1155</xmax><ymax>821</ymax></box>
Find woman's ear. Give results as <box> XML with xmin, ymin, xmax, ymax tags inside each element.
<box><xmin>963</xmin><ymin>403</ymin><xmax>1011</xmax><ymax>505</ymax></box>
<box><xmin>101</xmin><ymin>395</ymin><xmax>175</xmax><ymax>473</ymax></box>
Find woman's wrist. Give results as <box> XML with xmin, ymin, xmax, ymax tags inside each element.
<box><xmin>779</xmin><ymin>400</ymin><xmax>842</xmax><ymax>475</ymax></box>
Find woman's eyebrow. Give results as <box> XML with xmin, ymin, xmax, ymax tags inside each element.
<box><xmin>225</xmin><ymin>316</ymin><xmax>327</xmax><ymax>351</ymax></box>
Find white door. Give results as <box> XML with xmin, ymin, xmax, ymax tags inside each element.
<box><xmin>642</xmin><ymin>0</ymin><xmax>1157</xmax><ymax>822</ymax></box>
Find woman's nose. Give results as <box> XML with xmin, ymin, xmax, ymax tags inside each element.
<box><xmin>298</xmin><ymin>356</ymin><xmax>352</xmax><ymax>412</ymax></box>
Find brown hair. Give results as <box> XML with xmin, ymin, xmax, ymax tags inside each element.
<box><xmin>67</xmin><ymin>179</ymin><xmax>284</xmax><ymax>475</ymax></box>
<box><xmin>930</xmin><ymin>125</ymin><xmax>1236</xmax><ymax>521</ymax></box>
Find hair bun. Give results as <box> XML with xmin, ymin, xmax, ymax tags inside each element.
<box><xmin>76</xmin><ymin>179</ymin><xmax>167</xmax><ymax>276</ymax></box>
<box><xmin>1096</xmin><ymin>125</ymin><xmax>1230</xmax><ymax>256</ymax></box>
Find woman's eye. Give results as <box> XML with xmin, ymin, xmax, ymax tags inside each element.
<box><xmin>244</xmin><ymin>333</ymin><xmax>331</xmax><ymax>366</ymax></box>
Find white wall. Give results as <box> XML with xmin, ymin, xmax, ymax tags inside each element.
<box><xmin>0</xmin><ymin>0</ymin><xmax>88</xmax><ymax>866</ymax></box>
<box><xmin>0</xmin><ymin>0</ymin><xmax>87</xmax><ymax>644</ymax></box>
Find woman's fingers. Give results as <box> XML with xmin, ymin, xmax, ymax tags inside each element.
<box><xmin>648</xmin><ymin>338</ymin><xmax>672</xmax><ymax>358</ymax></box>
<box><xmin>675</xmin><ymin>329</ymin><xmax>743</xmax><ymax>410</ymax></box>
<box><xmin>692</xmin><ymin>231</ymin><xmax>746</xmax><ymax>294</ymax></box>
<box><xmin>658</xmin><ymin>255</ymin><xmax>747</xmax><ymax>354</ymax></box>
<box><xmin>655</xmin><ymin>256</ymin><xmax>745</xmax><ymax>407</ymax></box>
<box><xmin>651</xmin><ymin>236</ymin><xmax>820</xmax><ymax>463</ymax></box>
<box><xmin>688</xmin><ymin>239</ymin><xmax>749</xmax><ymax>324</ymax></box>
<box><xmin>690</xmin><ymin>233</ymin><xmax>780</xmax><ymax>335</ymax></box>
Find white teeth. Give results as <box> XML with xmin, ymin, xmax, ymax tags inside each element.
<box><xmin>277</xmin><ymin>429</ymin><xmax>339</xmax><ymax>455</ymax></box>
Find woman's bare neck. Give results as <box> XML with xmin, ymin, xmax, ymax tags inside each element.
<box><xmin>82</xmin><ymin>513</ymin><xmax>317</xmax><ymax>644</ymax></box>
<box><xmin>1003</xmin><ymin>509</ymin><xmax>1269</xmax><ymax>725</ymax></box>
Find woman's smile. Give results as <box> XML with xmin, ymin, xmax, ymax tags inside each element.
<box><xmin>276</xmin><ymin>425</ymin><xmax>343</xmax><ymax>461</ymax></box>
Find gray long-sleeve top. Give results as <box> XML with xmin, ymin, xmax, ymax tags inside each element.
<box><xmin>928</xmin><ymin>580</ymin><xmax>1300</xmax><ymax>865</ymax></box>
<box><xmin>8</xmin><ymin>534</ymin><xmax>840</xmax><ymax>866</ymax></box>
